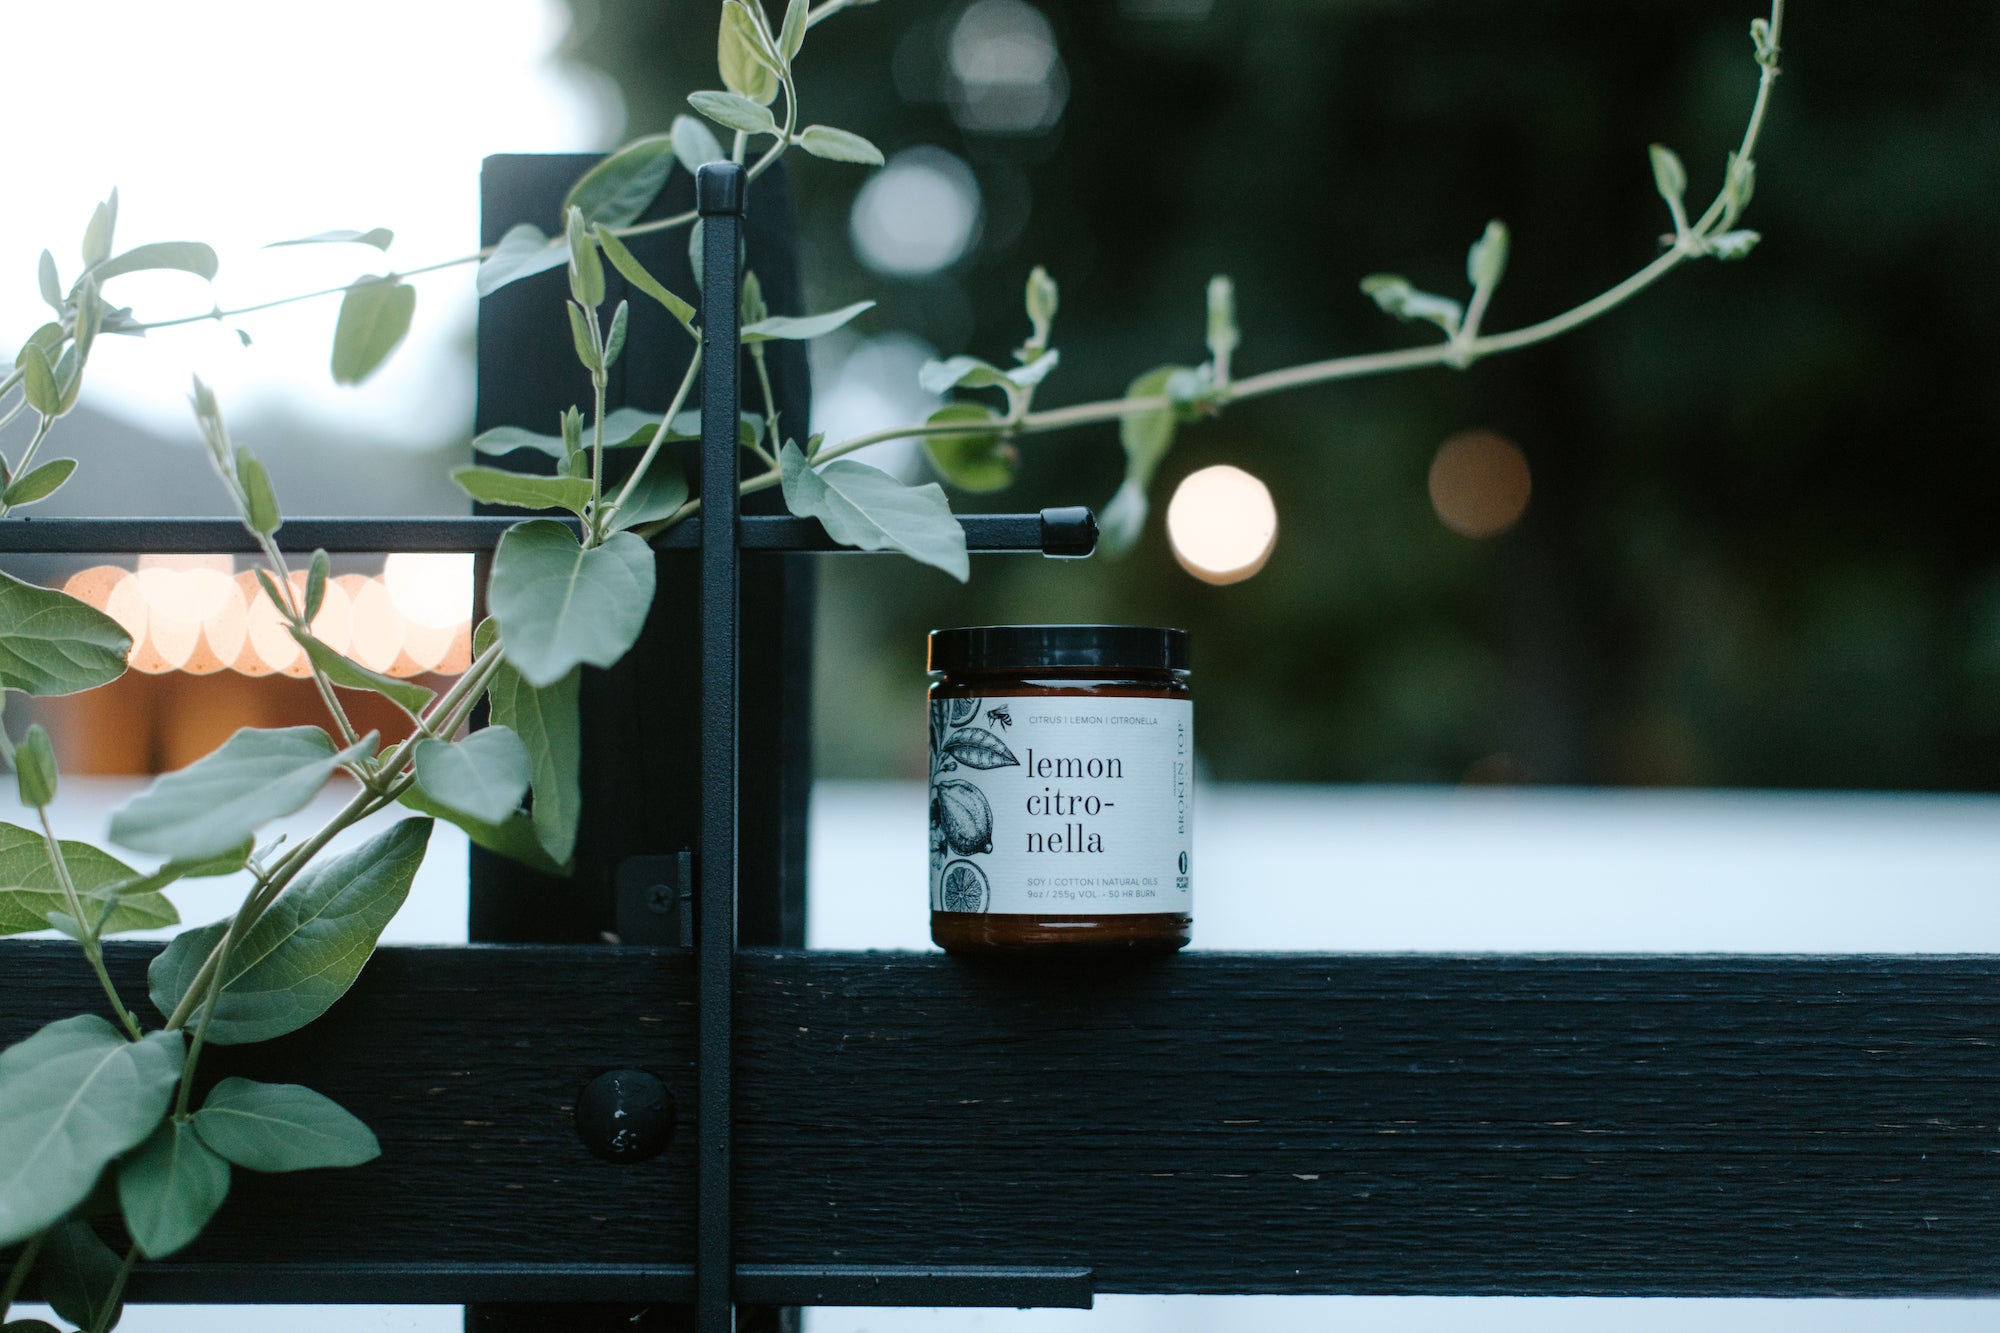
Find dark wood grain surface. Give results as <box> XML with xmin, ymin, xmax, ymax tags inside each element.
<box><xmin>4</xmin><ymin>943</ymin><xmax>1998</xmax><ymax>1300</ymax></box>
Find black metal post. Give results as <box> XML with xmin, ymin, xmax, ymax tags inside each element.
<box><xmin>695</xmin><ymin>161</ymin><xmax>746</xmax><ymax>1333</ymax></box>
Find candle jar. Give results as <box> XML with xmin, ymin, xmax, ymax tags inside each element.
<box><xmin>928</xmin><ymin>625</ymin><xmax>1193</xmax><ymax>953</ymax></box>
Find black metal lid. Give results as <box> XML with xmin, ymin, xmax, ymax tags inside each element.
<box><xmin>929</xmin><ymin>625</ymin><xmax>1190</xmax><ymax>674</ymax></box>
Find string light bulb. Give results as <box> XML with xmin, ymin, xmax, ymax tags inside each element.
<box><xmin>1165</xmin><ymin>464</ymin><xmax>1278</xmax><ymax>585</ymax></box>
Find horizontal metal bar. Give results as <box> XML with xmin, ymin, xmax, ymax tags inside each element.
<box><xmin>0</xmin><ymin>512</ymin><xmax>1092</xmax><ymax>556</ymax></box>
<box><xmin>112</xmin><ymin>1263</ymin><xmax>1092</xmax><ymax>1308</ymax></box>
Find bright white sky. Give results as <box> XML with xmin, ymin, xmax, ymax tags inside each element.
<box><xmin>1</xmin><ymin>0</ymin><xmax>621</xmax><ymax>448</ymax></box>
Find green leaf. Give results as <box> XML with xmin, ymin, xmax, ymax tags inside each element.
<box><xmin>412</xmin><ymin>727</ymin><xmax>531</xmax><ymax>825</ymax></box>
<box><xmin>1721</xmin><ymin>151</ymin><xmax>1756</xmax><ymax>227</ymax></box>
<box><xmin>18</xmin><ymin>342</ymin><xmax>58</xmax><ymax>417</ymax></box>
<box><xmin>19</xmin><ymin>320</ymin><xmax>64</xmax><ymax>366</ymax></box>
<box><xmin>398</xmin><ymin>781</ymin><xmax>570</xmax><ymax>877</ymax></box>
<box><xmin>1649</xmin><ymin>143</ymin><xmax>1688</xmax><ymax>215</ymax></box>
<box><xmin>37</xmin><ymin>250</ymin><xmax>61</xmax><ymax>310</ymax></box>
<box><xmin>604</xmin><ymin>299</ymin><xmax>630</xmax><ymax>368</ymax></box>
<box><xmin>82</xmin><ymin>199</ymin><xmax>114</xmax><ymax>266</ymax></box>
<box><xmin>689</xmin><ymin>89</ymin><xmax>778</xmax><ymax>136</ymax></box>
<box><xmin>794</xmin><ymin>125</ymin><xmax>884</xmax><ymax>166</ymax></box>
<box><xmin>1205</xmin><ymin>274</ymin><xmax>1239</xmax><ymax>371</ymax></box>
<box><xmin>0</xmin><ymin>570</ymin><xmax>131</xmax><ymax>696</ymax></box>
<box><xmin>288</xmin><ymin>630</ymin><xmax>437</xmax><ymax>718</ymax></box>
<box><xmin>474</xmin><ymin>406</ymin><xmax>687</xmax><ymax>460</ymax></box>
<box><xmin>489</xmin><ymin>520</ymin><xmax>657</xmax><ymax>687</ymax></box>
<box><xmin>594</xmin><ymin>226</ymin><xmax>697</xmax><ymax>332</ymax></box>
<box><xmin>266</xmin><ymin>228</ymin><xmax>394</xmax><ymax>250</ymax></box>
<box><xmin>194</xmin><ymin>1077</ymin><xmax>380</xmax><ymax>1173</ymax></box>
<box><xmin>1119</xmin><ymin>364</ymin><xmax>1182</xmax><ymax>491</ymax></box>
<box><xmin>688</xmin><ymin>218</ymin><xmax>705</xmax><ymax>293</ymax></box>
<box><xmin>919</xmin><ymin>356</ymin><xmax>1012</xmax><ymax>395</ymax></box>
<box><xmin>305</xmin><ymin>549</ymin><xmax>329</xmax><ymax>623</ymax></box>
<box><xmin>778</xmin><ymin>0</ymin><xmax>809</xmax><ymax>59</ymax></box>
<box><xmin>331</xmin><ymin>277</ymin><xmax>416</xmax><ymax>385</ymax></box>
<box><xmin>609</xmin><ymin>453</ymin><xmax>690</xmax><ymax>531</ymax></box>
<box><xmin>779</xmin><ymin>442</ymin><xmax>969</xmax><ymax>580</ymax></box>
<box><xmin>718</xmin><ymin>0</ymin><xmax>781</xmax><ymax>104</ymax></box>
<box><xmin>0</xmin><ymin>823</ymin><xmax>178</xmax><ymax>938</ymax></box>
<box><xmin>1025</xmin><ymin>265</ymin><xmax>1058</xmax><ymax>341</ymax></box>
<box><xmin>565</xmin><ymin>135</ymin><xmax>678</xmax><ymax>230</ymax></box>
<box><xmin>1465</xmin><ymin>220</ymin><xmax>1510</xmax><ymax>291</ymax></box>
<box><xmin>564</xmin><ymin>207</ymin><xmax>605</xmax><ymax>310</ymax></box>
<box><xmin>92</xmin><ymin>241</ymin><xmax>220</xmax><ymax>283</ymax></box>
<box><xmin>147</xmin><ymin>818</ymin><xmax>432</xmax><ymax>1044</ymax></box>
<box><xmin>670</xmin><ymin>114</ymin><xmax>728</xmax><ymax>178</ymax></box>
<box><xmin>1708</xmin><ymin>229</ymin><xmax>1761</xmax><ymax>260</ymax></box>
<box><xmin>53</xmin><ymin>345</ymin><xmax>83</xmax><ymax>416</ymax></box>
<box><xmin>99</xmin><ymin>841</ymin><xmax>250</xmax><ymax>904</ymax></box>
<box><xmin>484</xmin><ymin>638</ymin><xmax>581</xmax><ymax>866</ymax></box>
<box><xmin>0</xmin><ymin>1016</ymin><xmax>183</xmax><ymax>1246</ymax></box>
<box><xmin>253</xmin><ymin>568</ymin><xmax>288</xmax><ymax>621</ymax></box>
<box><xmin>922</xmin><ymin>403</ymin><xmax>1015</xmax><ymax>493</ymax></box>
<box><xmin>1097</xmin><ymin>364</ymin><xmax>1190</xmax><ymax>559</ymax></box>
<box><xmin>2</xmin><ymin>457</ymin><xmax>76</xmax><ymax>509</ymax></box>
<box><xmin>741</xmin><ymin>300</ymin><xmax>874</xmax><ymax>343</ymax></box>
<box><xmin>234</xmin><ymin>446</ymin><xmax>281</xmax><ymax>536</ymax></box>
<box><xmin>39</xmin><ymin>1220</ymin><xmax>125</xmax><ymax>1332</ymax></box>
<box><xmin>1097</xmin><ymin>478</ymin><xmax>1150</xmax><ymax>558</ymax></box>
<box><xmin>1750</xmin><ymin>15</ymin><xmax>1777</xmax><ymax>63</ymax></box>
<box><xmin>1006</xmin><ymin>349</ymin><xmax>1059</xmax><ymax>388</ymax></box>
<box><xmin>14</xmin><ymin>723</ymin><xmax>57</xmax><ymax>808</ymax></box>
<box><xmin>670</xmin><ymin>114</ymin><xmax>728</xmax><ymax>179</ymax></box>
<box><xmin>1359</xmin><ymin>274</ymin><xmax>1462</xmax><ymax>338</ymax></box>
<box><xmin>476</xmin><ymin>222</ymin><xmax>568</xmax><ymax>297</ymax></box>
<box><xmin>109</xmin><ymin>726</ymin><xmax>377</xmax><ymax>862</ymax></box>
<box><xmin>739</xmin><ymin>268</ymin><xmax>769</xmax><ymax>327</ymax></box>
<box><xmin>118</xmin><ymin>1118</ymin><xmax>230</xmax><ymax>1259</ymax></box>
<box><xmin>450</xmin><ymin>465</ymin><xmax>594</xmax><ymax>516</ymax></box>
<box><xmin>567</xmin><ymin>301</ymin><xmax>600</xmax><ymax>372</ymax></box>
<box><xmin>71</xmin><ymin>277</ymin><xmax>105</xmax><ymax>364</ymax></box>
<box><xmin>2</xmin><ymin>1317</ymin><xmax>63</xmax><ymax>1331</ymax></box>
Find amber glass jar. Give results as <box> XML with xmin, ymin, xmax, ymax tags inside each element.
<box><xmin>928</xmin><ymin>625</ymin><xmax>1192</xmax><ymax>953</ymax></box>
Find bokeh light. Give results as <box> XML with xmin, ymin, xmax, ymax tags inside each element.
<box><xmin>60</xmin><ymin>557</ymin><xmax>473</xmax><ymax>679</ymax></box>
<box><xmin>945</xmin><ymin>0</ymin><xmax>1068</xmax><ymax>135</ymax></box>
<box><xmin>1428</xmin><ymin>429</ymin><xmax>1532</xmax><ymax>539</ymax></box>
<box><xmin>850</xmin><ymin>148</ymin><xmax>983</xmax><ymax>277</ymax></box>
<box><xmin>1166</xmin><ymin>464</ymin><xmax>1279</xmax><ymax>585</ymax></box>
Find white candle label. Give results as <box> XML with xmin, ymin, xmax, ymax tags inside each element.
<box><xmin>929</xmin><ymin>696</ymin><xmax>1193</xmax><ymax>915</ymax></box>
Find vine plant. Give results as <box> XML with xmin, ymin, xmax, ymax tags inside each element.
<box><xmin>0</xmin><ymin>1</ymin><xmax>1784</xmax><ymax>1327</ymax></box>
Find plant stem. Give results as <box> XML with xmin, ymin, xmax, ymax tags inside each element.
<box><xmin>787</xmin><ymin>0</ymin><xmax>1785</xmax><ymax>479</ymax></box>
<box><xmin>37</xmin><ymin>807</ymin><xmax>143</xmax><ymax>1041</ymax></box>
<box><xmin>161</xmin><ymin>781</ymin><xmax>377</xmax><ymax>1032</ymax></box>
<box><xmin>88</xmin><ymin>1244</ymin><xmax>139</xmax><ymax>1333</ymax></box>
<box><xmin>751</xmin><ymin>342</ymin><xmax>781</xmax><ymax>455</ymax></box>
<box><xmin>0</xmin><ymin>1228</ymin><xmax>43</xmax><ymax>1319</ymax></box>
<box><xmin>0</xmin><ymin>416</ymin><xmax>55</xmax><ymax>519</ymax></box>
<box><xmin>135</xmin><ymin>253</ymin><xmax>479</xmax><ymax>332</ymax></box>
<box><xmin>609</xmin><ymin>344</ymin><xmax>704</xmax><ymax>519</ymax></box>
<box><xmin>255</xmin><ymin>530</ymin><xmax>362</xmax><ymax>749</ymax></box>
<box><xmin>586</xmin><ymin>306</ymin><xmax>609</xmax><ymax>542</ymax></box>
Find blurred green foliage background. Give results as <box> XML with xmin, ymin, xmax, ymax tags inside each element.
<box><xmin>569</xmin><ymin>0</ymin><xmax>2000</xmax><ymax>787</ymax></box>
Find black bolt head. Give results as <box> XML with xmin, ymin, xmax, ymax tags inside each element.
<box><xmin>575</xmin><ymin>1068</ymin><xmax>676</xmax><ymax>1164</ymax></box>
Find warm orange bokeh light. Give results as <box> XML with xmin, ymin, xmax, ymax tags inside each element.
<box><xmin>1428</xmin><ymin>429</ymin><xmax>1532</xmax><ymax>539</ymax></box>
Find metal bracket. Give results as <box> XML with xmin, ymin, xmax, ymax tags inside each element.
<box><xmin>614</xmin><ymin>853</ymin><xmax>694</xmax><ymax>948</ymax></box>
